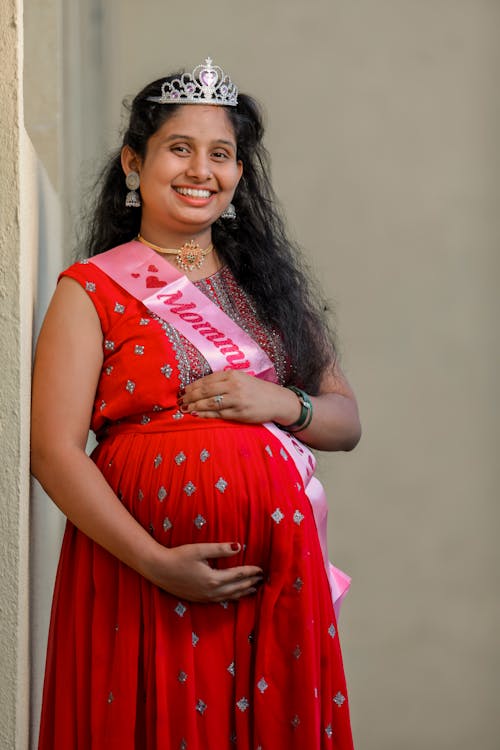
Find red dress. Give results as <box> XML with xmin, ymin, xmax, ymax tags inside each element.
<box><xmin>38</xmin><ymin>257</ymin><xmax>354</xmax><ymax>750</ymax></box>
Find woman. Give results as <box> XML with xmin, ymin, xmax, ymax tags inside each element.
<box><xmin>32</xmin><ymin>58</ymin><xmax>361</xmax><ymax>749</ymax></box>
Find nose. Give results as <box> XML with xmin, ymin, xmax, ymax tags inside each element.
<box><xmin>185</xmin><ymin>151</ymin><xmax>212</xmax><ymax>182</ymax></box>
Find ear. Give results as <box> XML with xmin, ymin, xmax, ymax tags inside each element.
<box><xmin>121</xmin><ymin>145</ymin><xmax>141</xmax><ymax>176</ymax></box>
<box><xmin>236</xmin><ymin>159</ymin><xmax>243</xmax><ymax>184</ymax></box>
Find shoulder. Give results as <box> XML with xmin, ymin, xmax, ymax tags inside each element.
<box><xmin>58</xmin><ymin>254</ymin><xmax>122</xmax><ymax>330</ymax></box>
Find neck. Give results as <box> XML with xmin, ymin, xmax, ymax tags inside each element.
<box><xmin>135</xmin><ymin>232</ymin><xmax>221</xmax><ymax>280</ymax></box>
<box><xmin>138</xmin><ymin>224</ymin><xmax>212</xmax><ymax>250</ymax></box>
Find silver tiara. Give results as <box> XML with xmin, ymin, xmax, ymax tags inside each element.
<box><xmin>147</xmin><ymin>57</ymin><xmax>238</xmax><ymax>107</ymax></box>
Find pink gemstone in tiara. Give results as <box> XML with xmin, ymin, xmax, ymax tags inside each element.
<box><xmin>147</xmin><ymin>57</ymin><xmax>238</xmax><ymax>107</ymax></box>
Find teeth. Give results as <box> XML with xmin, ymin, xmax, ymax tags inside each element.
<box><xmin>175</xmin><ymin>187</ymin><xmax>211</xmax><ymax>198</ymax></box>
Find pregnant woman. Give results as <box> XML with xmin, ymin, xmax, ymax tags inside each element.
<box><xmin>31</xmin><ymin>57</ymin><xmax>361</xmax><ymax>749</ymax></box>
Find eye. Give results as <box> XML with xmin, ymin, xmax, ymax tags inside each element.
<box><xmin>211</xmin><ymin>150</ymin><xmax>230</xmax><ymax>161</ymax></box>
<box><xmin>171</xmin><ymin>144</ymin><xmax>190</xmax><ymax>155</ymax></box>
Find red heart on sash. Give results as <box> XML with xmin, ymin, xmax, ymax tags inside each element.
<box><xmin>146</xmin><ymin>276</ymin><xmax>166</xmax><ymax>288</ymax></box>
<box><xmin>131</xmin><ymin>273</ymin><xmax>140</xmax><ymax>278</ymax></box>
<box><xmin>148</xmin><ymin>265</ymin><xmax>159</xmax><ymax>273</ymax></box>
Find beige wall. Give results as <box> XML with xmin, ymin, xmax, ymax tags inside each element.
<box><xmin>0</xmin><ymin>0</ymin><xmax>37</xmax><ymax>747</ymax></box>
<box><xmin>98</xmin><ymin>2</ymin><xmax>500</xmax><ymax>748</ymax></box>
<box><xmin>7</xmin><ymin>1</ymin><xmax>497</xmax><ymax>748</ymax></box>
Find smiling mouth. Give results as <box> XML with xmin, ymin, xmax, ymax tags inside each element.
<box><xmin>173</xmin><ymin>187</ymin><xmax>213</xmax><ymax>199</ymax></box>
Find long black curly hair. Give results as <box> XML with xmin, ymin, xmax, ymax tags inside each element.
<box><xmin>82</xmin><ymin>74</ymin><xmax>337</xmax><ymax>394</ymax></box>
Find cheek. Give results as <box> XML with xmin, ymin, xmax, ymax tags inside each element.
<box><xmin>225</xmin><ymin>164</ymin><xmax>242</xmax><ymax>190</ymax></box>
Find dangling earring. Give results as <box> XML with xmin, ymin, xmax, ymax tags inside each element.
<box><xmin>219</xmin><ymin>203</ymin><xmax>236</xmax><ymax>220</ymax></box>
<box><xmin>125</xmin><ymin>171</ymin><xmax>141</xmax><ymax>208</ymax></box>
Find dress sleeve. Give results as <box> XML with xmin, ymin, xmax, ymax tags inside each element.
<box><xmin>59</xmin><ymin>260</ymin><xmax>116</xmax><ymax>335</ymax></box>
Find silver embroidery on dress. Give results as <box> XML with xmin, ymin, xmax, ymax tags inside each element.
<box><xmin>125</xmin><ymin>380</ymin><xmax>135</xmax><ymax>393</ymax></box>
<box><xmin>85</xmin><ymin>281</ymin><xmax>96</xmax><ymax>292</ymax></box>
<box><xmin>271</xmin><ymin>508</ymin><xmax>285</xmax><ymax>524</ymax></box>
<box><xmin>163</xmin><ymin>517</ymin><xmax>172</xmax><ymax>532</ymax></box>
<box><xmin>257</xmin><ymin>678</ymin><xmax>268</xmax><ymax>694</ymax></box>
<box><xmin>215</xmin><ymin>477</ymin><xmax>228</xmax><ymax>492</ymax></box>
<box><xmin>175</xmin><ymin>451</ymin><xmax>186</xmax><ymax>465</ymax></box>
<box><xmin>134</xmin><ymin>344</ymin><xmax>144</xmax><ymax>355</ymax></box>
<box><xmin>114</xmin><ymin>302</ymin><xmax>125</xmax><ymax>313</ymax></box>
<box><xmin>184</xmin><ymin>481</ymin><xmax>196</xmax><ymax>496</ymax></box>
<box><xmin>236</xmin><ymin>697</ymin><xmax>249</xmax><ymax>712</ymax></box>
<box><xmin>333</xmin><ymin>691</ymin><xmax>345</xmax><ymax>707</ymax></box>
<box><xmin>293</xmin><ymin>510</ymin><xmax>305</xmax><ymax>525</ymax></box>
<box><xmin>200</xmin><ymin>449</ymin><xmax>210</xmax><ymax>462</ymax></box>
<box><xmin>174</xmin><ymin>602</ymin><xmax>187</xmax><ymax>618</ymax></box>
<box><xmin>158</xmin><ymin>486</ymin><xmax>167</xmax><ymax>501</ymax></box>
<box><xmin>196</xmin><ymin>699</ymin><xmax>207</xmax><ymax>715</ymax></box>
<box><xmin>194</xmin><ymin>514</ymin><xmax>206</xmax><ymax>529</ymax></box>
<box><xmin>154</xmin><ymin>454</ymin><xmax>163</xmax><ymax>468</ymax></box>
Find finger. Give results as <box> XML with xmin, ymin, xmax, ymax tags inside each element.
<box><xmin>188</xmin><ymin>409</ymin><xmax>225</xmax><ymax>420</ymax></box>
<box><xmin>214</xmin><ymin>567</ymin><xmax>264</xmax><ymax>584</ymax></box>
<box><xmin>180</xmin><ymin>395</ymin><xmax>231</xmax><ymax>417</ymax></box>
<box><xmin>198</xmin><ymin>542</ymin><xmax>252</xmax><ymax>561</ymax></box>
<box><xmin>184</xmin><ymin>374</ymin><xmax>228</xmax><ymax>401</ymax></box>
<box><xmin>183</xmin><ymin>395</ymin><xmax>230</xmax><ymax>413</ymax></box>
<box><xmin>212</xmin><ymin>575</ymin><xmax>264</xmax><ymax>601</ymax></box>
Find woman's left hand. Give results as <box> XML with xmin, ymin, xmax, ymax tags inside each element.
<box><xmin>178</xmin><ymin>371</ymin><xmax>301</xmax><ymax>425</ymax></box>
<box><xmin>179</xmin><ymin>365</ymin><xmax>361</xmax><ymax>452</ymax></box>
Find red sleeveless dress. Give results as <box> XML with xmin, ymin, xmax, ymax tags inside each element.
<box><xmin>38</xmin><ymin>257</ymin><xmax>354</xmax><ymax>750</ymax></box>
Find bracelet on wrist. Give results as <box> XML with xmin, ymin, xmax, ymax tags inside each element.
<box><xmin>275</xmin><ymin>385</ymin><xmax>313</xmax><ymax>432</ymax></box>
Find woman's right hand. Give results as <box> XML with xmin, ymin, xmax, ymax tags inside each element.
<box><xmin>144</xmin><ymin>541</ymin><xmax>263</xmax><ymax>603</ymax></box>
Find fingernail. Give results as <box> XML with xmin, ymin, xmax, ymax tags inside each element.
<box><xmin>191</xmin><ymin>411</ymin><xmax>199</xmax><ymax>417</ymax></box>
<box><xmin>248</xmin><ymin>587</ymin><xmax>257</xmax><ymax>594</ymax></box>
<box><xmin>230</xmin><ymin>542</ymin><xmax>240</xmax><ymax>551</ymax></box>
<box><xmin>180</xmin><ymin>404</ymin><xmax>188</xmax><ymax>413</ymax></box>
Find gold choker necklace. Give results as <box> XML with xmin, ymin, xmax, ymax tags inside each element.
<box><xmin>136</xmin><ymin>234</ymin><xmax>214</xmax><ymax>272</ymax></box>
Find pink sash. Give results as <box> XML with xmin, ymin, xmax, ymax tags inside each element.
<box><xmin>90</xmin><ymin>241</ymin><xmax>351</xmax><ymax>616</ymax></box>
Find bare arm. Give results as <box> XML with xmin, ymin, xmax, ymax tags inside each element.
<box><xmin>179</xmin><ymin>362</ymin><xmax>361</xmax><ymax>452</ymax></box>
<box><xmin>31</xmin><ymin>277</ymin><xmax>262</xmax><ymax>601</ymax></box>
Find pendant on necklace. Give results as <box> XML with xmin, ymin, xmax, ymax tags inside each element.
<box><xmin>176</xmin><ymin>241</ymin><xmax>209</xmax><ymax>272</ymax></box>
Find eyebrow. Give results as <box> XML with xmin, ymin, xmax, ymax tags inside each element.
<box><xmin>164</xmin><ymin>134</ymin><xmax>236</xmax><ymax>148</ymax></box>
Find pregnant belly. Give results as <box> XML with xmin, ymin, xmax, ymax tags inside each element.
<box><xmin>93</xmin><ymin>422</ymin><xmax>315</xmax><ymax>572</ymax></box>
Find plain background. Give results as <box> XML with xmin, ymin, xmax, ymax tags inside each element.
<box><xmin>24</xmin><ymin>1</ymin><xmax>500</xmax><ymax>748</ymax></box>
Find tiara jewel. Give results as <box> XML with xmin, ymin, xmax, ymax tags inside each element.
<box><xmin>147</xmin><ymin>57</ymin><xmax>238</xmax><ymax>107</ymax></box>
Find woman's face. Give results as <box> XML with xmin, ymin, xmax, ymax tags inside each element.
<box><xmin>123</xmin><ymin>105</ymin><xmax>242</xmax><ymax>242</ymax></box>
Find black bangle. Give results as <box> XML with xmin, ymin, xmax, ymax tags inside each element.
<box><xmin>275</xmin><ymin>385</ymin><xmax>313</xmax><ymax>432</ymax></box>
